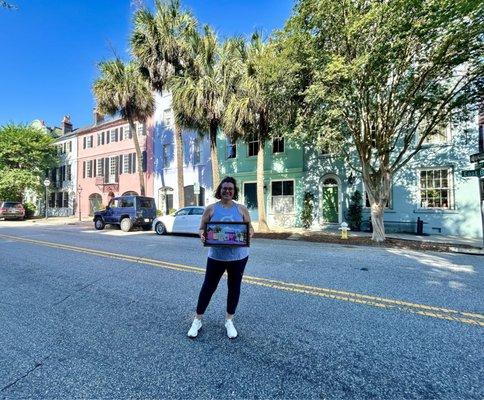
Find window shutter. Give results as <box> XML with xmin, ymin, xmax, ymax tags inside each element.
<box><xmin>142</xmin><ymin>150</ymin><xmax>147</xmax><ymax>172</ymax></box>
<box><xmin>83</xmin><ymin>161</ymin><xmax>86</xmax><ymax>179</ymax></box>
<box><xmin>119</xmin><ymin>155</ymin><xmax>123</xmax><ymax>175</ymax></box>
<box><xmin>104</xmin><ymin>158</ymin><xmax>109</xmax><ymax>183</ymax></box>
<box><xmin>128</xmin><ymin>153</ymin><xmax>132</xmax><ymax>174</ymax></box>
<box><xmin>115</xmin><ymin>157</ymin><xmax>119</xmax><ymax>182</ymax></box>
<box><xmin>129</xmin><ymin>127</ymin><xmax>132</xmax><ymax>139</ymax></box>
<box><xmin>119</xmin><ymin>127</ymin><xmax>124</xmax><ymax>141</ymax></box>
<box><xmin>93</xmin><ymin>159</ymin><xmax>97</xmax><ymax>178</ymax></box>
<box><xmin>106</xmin><ymin>130</ymin><xmax>110</xmax><ymax>144</ymax></box>
<box><xmin>132</xmin><ymin>153</ymin><xmax>136</xmax><ymax>173</ymax></box>
<box><xmin>115</xmin><ymin>128</ymin><xmax>118</xmax><ymax>142</ymax></box>
<box><xmin>83</xmin><ymin>137</ymin><xmax>86</xmax><ymax>149</ymax></box>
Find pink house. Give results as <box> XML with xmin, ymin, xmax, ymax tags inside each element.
<box><xmin>77</xmin><ymin>114</ymin><xmax>154</xmax><ymax>219</ymax></box>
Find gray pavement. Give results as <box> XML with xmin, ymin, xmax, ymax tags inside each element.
<box><xmin>0</xmin><ymin>224</ymin><xmax>483</xmax><ymax>399</ymax></box>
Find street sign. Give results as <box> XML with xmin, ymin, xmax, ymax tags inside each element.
<box><xmin>43</xmin><ymin>178</ymin><xmax>51</xmax><ymax>187</ymax></box>
<box><xmin>461</xmin><ymin>168</ymin><xmax>484</xmax><ymax>178</ymax></box>
<box><xmin>470</xmin><ymin>152</ymin><xmax>484</xmax><ymax>163</ymax></box>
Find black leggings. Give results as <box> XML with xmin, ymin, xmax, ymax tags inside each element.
<box><xmin>196</xmin><ymin>257</ymin><xmax>248</xmax><ymax>315</ymax></box>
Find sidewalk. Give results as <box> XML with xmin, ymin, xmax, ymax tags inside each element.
<box><xmin>4</xmin><ymin>216</ymin><xmax>483</xmax><ymax>255</ymax></box>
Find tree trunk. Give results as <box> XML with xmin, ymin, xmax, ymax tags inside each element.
<box><xmin>130</xmin><ymin>121</ymin><xmax>145</xmax><ymax>196</ymax></box>
<box><xmin>209</xmin><ymin>122</ymin><xmax>220</xmax><ymax>190</ymax></box>
<box><xmin>363</xmin><ymin>168</ymin><xmax>392</xmax><ymax>242</ymax></box>
<box><xmin>370</xmin><ymin>203</ymin><xmax>385</xmax><ymax>242</ymax></box>
<box><xmin>256</xmin><ymin>137</ymin><xmax>270</xmax><ymax>232</ymax></box>
<box><xmin>174</xmin><ymin>123</ymin><xmax>184</xmax><ymax>208</ymax></box>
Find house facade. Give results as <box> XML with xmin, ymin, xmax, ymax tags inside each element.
<box><xmin>151</xmin><ymin>92</ymin><xmax>214</xmax><ymax>214</ymax></box>
<box><xmin>216</xmin><ymin>115</ymin><xmax>482</xmax><ymax>238</ymax></box>
<box><xmin>76</xmin><ymin>112</ymin><xmax>153</xmax><ymax>219</ymax></box>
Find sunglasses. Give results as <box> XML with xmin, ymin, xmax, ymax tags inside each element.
<box><xmin>221</xmin><ymin>187</ymin><xmax>234</xmax><ymax>192</ymax></box>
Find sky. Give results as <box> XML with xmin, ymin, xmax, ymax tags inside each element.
<box><xmin>0</xmin><ymin>0</ymin><xmax>295</xmax><ymax>130</ymax></box>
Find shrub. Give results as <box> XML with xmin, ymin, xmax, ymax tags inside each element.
<box><xmin>346</xmin><ymin>190</ymin><xmax>363</xmax><ymax>231</ymax></box>
<box><xmin>301</xmin><ymin>192</ymin><xmax>315</xmax><ymax>229</ymax></box>
<box><xmin>23</xmin><ymin>201</ymin><xmax>36</xmax><ymax>219</ymax></box>
<box><xmin>156</xmin><ymin>209</ymin><xmax>163</xmax><ymax>216</ymax></box>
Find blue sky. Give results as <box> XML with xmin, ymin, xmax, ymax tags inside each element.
<box><xmin>0</xmin><ymin>0</ymin><xmax>294</xmax><ymax>129</ymax></box>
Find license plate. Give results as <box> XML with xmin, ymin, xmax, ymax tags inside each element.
<box><xmin>144</xmin><ymin>218</ymin><xmax>150</xmax><ymax>222</ymax></box>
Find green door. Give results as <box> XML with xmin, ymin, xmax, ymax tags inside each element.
<box><xmin>322</xmin><ymin>179</ymin><xmax>339</xmax><ymax>223</ymax></box>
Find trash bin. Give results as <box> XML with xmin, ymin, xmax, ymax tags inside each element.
<box><xmin>416</xmin><ymin>217</ymin><xmax>424</xmax><ymax>235</ymax></box>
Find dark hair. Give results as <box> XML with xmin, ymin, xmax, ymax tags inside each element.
<box><xmin>214</xmin><ymin>176</ymin><xmax>239</xmax><ymax>200</ymax></box>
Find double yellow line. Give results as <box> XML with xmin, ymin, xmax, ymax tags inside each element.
<box><xmin>1</xmin><ymin>233</ymin><xmax>483</xmax><ymax>327</ymax></box>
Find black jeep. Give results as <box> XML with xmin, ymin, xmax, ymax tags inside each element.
<box><xmin>93</xmin><ymin>195</ymin><xmax>156</xmax><ymax>232</ymax></box>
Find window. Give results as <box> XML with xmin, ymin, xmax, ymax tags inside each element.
<box><xmin>110</xmin><ymin>129</ymin><xmax>117</xmax><ymax>142</ymax></box>
<box><xmin>97</xmin><ymin>158</ymin><xmax>104</xmax><ymax>176</ymax></box>
<box><xmin>271</xmin><ymin>180</ymin><xmax>295</xmax><ymax>213</ymax></box>
<box><xmin>110</xmin><ymin>157</ymin><xmax>117</xmax><ymax>176</ymax></box>
<box><xmin>423</xmin><ymin>121</ymin><xmax>451</xmax><ymax>145</ymax></box>
<box><xmin>364</xmin><ymin>187</ymin><xmax>392</xmax><ymax>208</ymax></box>
<box><xmin>226</xmin><ymin>140</ymin><xmax>236</xmax><ymax>159</ymax></box>
<box><xmin>119</xmin><ymin>127</ymin><xmax>124</xmax><ymax>141</ymax></box>
<box><xmin>86</xmin><ymin>135</ymin><xmax>93</xmax><ymax>148</ymax></box>
<box><xmin>86</xmin><ymin>160</ymin><xmax>92</xmax><ymax>178</ymax></box>
<box><xmin>123</xmin><ymin>154</ymin><xmax>130</xmax><ymax>173</ymax></box>
<box><xmin>273</xmin><ymin>136</ymin><xmax>284</xmax><ymax>154</ymax></box>
<box><xmin>193</xmin><ymin>139</ymin><xmax>201</xmax><ymax>165</ymax></box>
<box><xmin>120</xmin><ymin>198</ymin><xmax>134</xmax><ymax>208</ymax></box>
<box><xmin>163</xmin><ymin>108</ymin><xmax>172</xmax><ymax>126</ymax></box>
<box><xmin>175</xmin><ymin>208</ymin><xmax>190</xmax><ymax>216</ymax></box>
<box><xmin>247</xmin><ymin>136</ymin><xmax>258</xmax><ymax>157</ymax></box>
<box><xmin>163</xmin><ymin>144</ymin><xmax>172</xmax><ymax>168</ymax></box>
<box><xmin>56</xmin><ymin>192</ymin><xmax>63</xmax><ymax>208</ymax></box>
<box><xmin>138</xmin><ymin>123</ymin><xmax>146</xmax><ymax>135</ymax></box>
<box><xmin>68</xmin><ymin>141</ymin><xmax>72</xmax><ymax>153</ymax></box>
<box><xmin>66</xmin><ymin>165</ymin><xmax>71</xmax><ymax>181</ymax></box>
<box><xmin>63</xmin><ymin>192</ymin><xmax>69</xmax><ymax>208</ymax></box>
<box><xmin>123</xmin><ymin>125</ymin><xmax>131</xmax><ymax>140</ymax></box>
<box><xmin>189</xmin><ymin>207</ymin><xmax>204</xmax><ymax>215</ymax></box>
<box><xmin>419</xmin><ymin>168</ymin><xmax>453</xmax><ymax>208</ymax></box>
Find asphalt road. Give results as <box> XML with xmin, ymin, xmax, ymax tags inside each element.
<box><xmin>0</xmin><ymin>223</ymin><xmax>483</xmax><ymax>399</ymax></box>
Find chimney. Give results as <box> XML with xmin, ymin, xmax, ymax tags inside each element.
<box><xmin>93</xmin><ymin>108</ymin><xmax>104</xmax><ymax>125</ymax></box>
<box><xmin>61</xmin><ymin>115</ymin><xmax>73</xmax><ymax>134</ymax></box>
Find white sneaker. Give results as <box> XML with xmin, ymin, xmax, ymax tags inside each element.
<box><xmin>225</xmin><ymin>319</ymin><xmax>238</xmax><ymax>339</ymax></box>
<box><xmin>187</xmin><ymin>318</ymin><xmax>202</xmax><ymax>338</ymax></box>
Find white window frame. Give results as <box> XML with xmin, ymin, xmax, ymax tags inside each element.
<box><xmin>123</xmin><ymin>154</ymin><xmax>130</xmax><ymax>173</ymax></box>
<box><xmin>110</xmin><ymin>129</ymin><xmax>117</xmax><ymax>142</ymax></box>
<box><xmin>86</xmin><ymin>160</ymin><xmax>92</xmax><ymax>178</ymax></box>
<box><xmin>97</xmin><ymin>158</ymin><xmax>103</xmax><ymax>176</ymax></box>
<box><xmin>109</xmin><ymin>157</ymin><xmax>117</xmax><ymax>183</ymax></box>
<box><xmin>270</xmin><ymin>179</ymin><xmax>295</xmax><ymax>214</ymax></box>
<box><xmin>418</xmin><ymin>167</ymin><xmax>454</xmax><ymax>209</ymax></box>
<box><xmin>422</xmin><ymin>123</ymin><xmax>452</xmax><ymax>145</ymax></box>
<box><xmin>123</xmin><ymin>125</ymin><xmax>131</xmax><ymax>140</ymax></box>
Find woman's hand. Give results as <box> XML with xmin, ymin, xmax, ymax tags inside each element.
<box><xmin>199</xmin><ymin>229</ymin><xmax>206</xmax><ymax>244</ymax></box>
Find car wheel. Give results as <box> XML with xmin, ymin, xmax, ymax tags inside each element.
<box><xmin>120</xmin><ymin>218</ymin><xmax>133</xmax><ymax>232</ymax></box>
<box><xmin>155</xmin><ymin>222</ymin><xmax>166</xmax><ymax>235</ymax></box>
<box><xmin>94</xmin><ymin>218</ymin><xmax>105</xmax><ymax>230</ymax></box>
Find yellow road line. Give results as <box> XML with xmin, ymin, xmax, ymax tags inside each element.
<box><xmin>1</xmin><ymin>233</ymin><xmax>483</xmax><ymax>327</ymax></box>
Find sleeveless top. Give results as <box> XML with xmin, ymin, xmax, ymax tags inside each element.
<box><xmin>208</xmin><ymin>202</ymin><xmax>249</xmax><ymax>261</ymax></box>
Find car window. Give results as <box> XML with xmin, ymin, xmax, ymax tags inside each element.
<box><xmin>138</xmin><ymin>198</ymin><xmax>155</xmax><ymax>209</ymax></box>
<box><xmin>175</xmin><ymin>208</ymin><xmax>190</xmax><ymax>216</ymax></box>
<box><xmin>3</xmin><ymin>202</ymin><xmax>20</xmax><ymax>208</ymax></box>
<box><xmin>110</xmin><ymin>199</ymin><xmax>120</xmax><ymax>208</ymax></box>
<box><xmin>120</xmin><ymin>199</ymin><xmax>134</xmax><ymax>208</ymax></box>
<box><xmin>189</xmin><ymin>208</ymin><xmax>204</xmax><ymax>215</ymax></box>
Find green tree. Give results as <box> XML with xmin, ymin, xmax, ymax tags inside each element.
<box><xmin>0</xmin><ymin>124</ymin><xmax>57</xmax><ymax>201</ymax></box>
<box><xmin>93</xmin><ymin>58</ymin><xmax>155</xmax><ymax>196</ymax></box>
<box><xmin>280</xmin><ymin>0</ymin><xmax>484</xmax><ymax>241</ymax></box>
<box><xmin>131</xmin><ymin>0</ymin><xmax>197</xmax><ymax>208</ymax></box>
<box><xmin>346</xmin><ymin>190</ymin><xmax>363</xmax><ymax>231</ymax></box>
<box><xmin>223</xmin><ymin>33</ymin><xmax>288</xmax><ymax>232</ymax></box>
<box><xmin>170</xmin><ymin>26</ymin><xmax>238</xmax><ymax>190</ymax></box>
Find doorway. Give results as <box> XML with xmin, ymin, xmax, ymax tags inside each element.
<box><xmin>321</xmin><ymin>177</ymin><xmax>340</xmax><ymax>223</ymax></box>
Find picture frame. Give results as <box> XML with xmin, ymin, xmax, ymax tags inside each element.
<box><xmin>204</xmin><ymin>221</ymin><xmax>250</xmax><ymax>247</ymax></box>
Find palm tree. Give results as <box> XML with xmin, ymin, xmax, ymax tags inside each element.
<box><xmin>223</xmin><ymin>33</ymin><xmax>276</xmax><ymax>232</ymax></box>
<box><xmin>131</xmin><ymin>0</ymin><xmax>197</xmax><ymax>208</ymax></box>
<box><xmin>93</xmin><ymin>58</ymin><xmax>155</xmax><ymax>196</ymax></box>
<box><xmin>170</xmin><ymin>25</ymin><xmax>234</xmax><ymax>189</ymax></box>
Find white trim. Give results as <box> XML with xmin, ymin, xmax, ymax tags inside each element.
<box><xmin>269</xmin><ymin>178</ymin><xmax>295</xmax><ymax>214</ymax></box>
<box><xmin>319</xmin><ymin>174</ymin><xmax>342</xmax><ymax>224</ymax></box>
<box><xmin>417</xmin><ymin>166</ymin><xmax>454</xmax><ymax>209</ymax></box>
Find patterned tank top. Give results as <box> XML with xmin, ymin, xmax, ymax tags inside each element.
<box><xmin>207</xmin><ymin>202</ymin><xmax>249</xmax><ymax>261</ymax></box>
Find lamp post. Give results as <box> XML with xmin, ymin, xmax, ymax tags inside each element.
<box><xmin>77</xmin><ymin>185</ymin><xmax>83</xmax><ymax>222</ymax></box>
<box><xmin>43</xmin><ymin>178</ymin><xmax>51</xmax><ymax>219</ymax></box>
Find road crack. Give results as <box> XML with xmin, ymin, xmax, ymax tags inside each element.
<box><xmin>1</xmin><ymin>355</ymin><xmax>51</xmax><ymax>392</ymax></box>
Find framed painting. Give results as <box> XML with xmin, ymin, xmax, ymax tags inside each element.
<box><xmin>204</xmin><ymin>221</ymin><xmax>250</xmax><ymax>247</ymax></box>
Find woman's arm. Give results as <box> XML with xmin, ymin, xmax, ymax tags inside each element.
<box><xmin>239</xmin><ymin>204</ymin><xmax>254</xmax><ymax>238</ymax></box>
<box><xmin>199</xmin><ymin>204</ymin><xmax>214</xmax><ymax>242</ymax></box>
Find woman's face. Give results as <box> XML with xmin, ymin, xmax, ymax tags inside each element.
<box><xmin>220</xmin><ymin>182</ymin><xmax>235</xmax><ymax>201</ymax></box>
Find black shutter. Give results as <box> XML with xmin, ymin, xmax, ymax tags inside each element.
<box><xmin>115</xmin><ymin>128</ymin><xmax>118</xmax><ymax>142</ymax></box>
<box><xmin>106</xmin><ymin>130</ymin><xmax>110</xmax><ymax>144</ymax></box>
<box><xmin>83</xmin><ymin>137</ymin><xmax>86</xmax><ymax>149</ymax></box>
<box><xmin>83</xmin><ymin>161</ymin><xmax>86</xmax><ymax>179</ymax></box>
<box><xmin>93</xmin><ymin>159</ymin><xmax>97</xmax><ymax>178</ymax></box>
<box><xmin>128</xmin><ymin>153</ymin><xmax>132</xmax><ymax>174</ymax></box>
<box><xmin>129</xmin><ymin>127</ymin><xmax>132</xmax><ymax>139</ymax></box>
<box><xmin>132</xmin><ymin>153</ymin><xmax>136</xmax><ymax>173</ymax></box>
<box><xmin>119</xmin><ymin>155</ymin><xmax>123</xmax><ymax>175</ymax></box>
<box><xmin>142</xmin><ymin>150</ymin><xmax>147</xmax><ymax>172</ymax></box>
<box><xmin>119</xmin><ymin>127</ymin><xmax>124</xmax><ymax>141</ymax></box>
<box><xmin>101</xmin><ymin>132</ymin><xmax>105</xmax><ymax>145</ymax></box>
<box><xmin>115</xmin><ymin>157</ymin><xmax>119</xmax><ymax>182</ymax></box>
<box><xmin>104</xmin><ymin>158</ymin><xmax>109</xmax><ymax>183</ymax></box>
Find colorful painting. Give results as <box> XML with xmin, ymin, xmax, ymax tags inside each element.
<box><xmin>204</xmin><ymin>221</ymin><xmax>250</xmax><ymax>247</ymax></box>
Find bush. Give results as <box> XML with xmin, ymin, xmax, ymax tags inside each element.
<box><xmin>23</xmin><ymin>201</ymin><xmax>36</xmax><ymax>219</ymax></box>
<box><xmin>346</xmin><ymin>190</ymin><xmax>363</xmax><ymax>231</ymax></box>
<box><xmin>301</xmin><ymin>192</ymin><xmax>315</xmax><ymax>229</ymax></box>
<box><xmin>156</xmin><ymin>209</ymin><xmax>163</xmax><ymax>216</ymax></box>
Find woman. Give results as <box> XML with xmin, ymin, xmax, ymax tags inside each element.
<box><xmin>187</xmin><ymin>176</ymin><xmax>254</xmax><ymax>339</ymax></box>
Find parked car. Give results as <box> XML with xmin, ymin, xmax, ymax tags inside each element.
<box><xmin>93</xmin><ymin>195</ymin><xmax>156</xmax><ymax>232</ymax></box>
<box><xmin>0</xmin><ymin>201</ymin><xmax>25</xmax><ymax>220</ymax></box>
<box><xmin>153</xmin><ymin>206</ymin><xmax>205</xmax><ymax>235</ymax></box>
